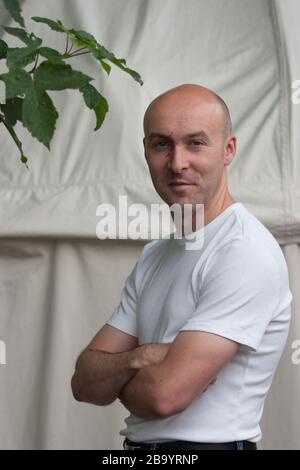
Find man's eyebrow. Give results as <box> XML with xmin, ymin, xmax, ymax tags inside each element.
<box><xmin>185</xmin><ymin>131</ymin><xmax>211</xmax><ymax>143</ymax></box>
<box><xmin>146</xmin><ymin>131</ymin><xmax>211</xmax><ymax>143</ymax></box>
<box><xmin>147</xmin><ymin>132</ymin><xmax>171</xmax><ymax>141</ymax></box>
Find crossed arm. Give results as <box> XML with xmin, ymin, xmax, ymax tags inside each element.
<box><xmin>71</xmin><ymin>324</ymin><xmax>239</xmax><ymax>419</ymax></box>
<box><xmin>71</xmin><ymin>326</ymin><xmax>170</xmax><ymax>407</ymax></box>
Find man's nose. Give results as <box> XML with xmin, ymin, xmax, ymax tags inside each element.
<box><xmin>167</xmin><ymin>145</ymin><xmax>189</xmax><ymax>173</ymax></box>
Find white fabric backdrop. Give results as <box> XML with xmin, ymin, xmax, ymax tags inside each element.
<box><xmin>0</xmin><ymin>0</ymin><xmax>299</xmax><ymax>449</ymax></box>
<box><xmin>0</xmin><ymin>0</ymin><xmax>300</xmax><ymax>240</ymax></box>
<box><xmin>0</xmin><ymin>239</ymin><xmax>299</xmax><ymax>450</ymax></box>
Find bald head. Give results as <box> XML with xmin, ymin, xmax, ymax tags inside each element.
<box><xmin>143</xmin><ymin>84</ymin><xmax>232</xmax><ymax>139</ymax></box>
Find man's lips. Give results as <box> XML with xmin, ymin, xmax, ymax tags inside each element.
<box><xmin>168</xmin><ymin>180</ymin><xmax>193</xmax><ymax>186</ymax></box>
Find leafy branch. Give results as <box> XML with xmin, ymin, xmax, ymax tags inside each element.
<box><xmin>0</xmin><ymin>1</ymin><xmax>143</xmax><ymax>167</ymax></box>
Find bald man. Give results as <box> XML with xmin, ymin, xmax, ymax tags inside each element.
<box><xmin>71</xmin><ymin>85</ymin><xmax>292</xmax><ymax>451</ymax></box>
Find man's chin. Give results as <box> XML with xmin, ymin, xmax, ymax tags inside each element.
<box><xmin>156</xmin><ymin>188</ymin><xmax>204</xmax><ymax>207</ymax></box>
<box><xmin>166</xmin><ymin>198</ymin><xmax>202</xmax><ymax>209</ymax></box>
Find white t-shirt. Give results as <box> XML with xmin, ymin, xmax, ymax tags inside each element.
<box><xmin>106</xmin><ymin>202</ymin><xmax>292</xmax><ymax>443</ymax></box>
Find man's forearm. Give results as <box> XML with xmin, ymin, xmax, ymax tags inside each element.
<box><xmin>71</xmin><ymin>348</ymin><xmax>141</xmax><ymax>406</ymax></box>
<box><xmin>71</xmin><ymin>343</ymin><xmax>170</xmax><ymax>406</ymax></box>
<box><xmin>120</xmin><ymin>362</ymin><xmax>218</xmax><ymax>420</ymax></box>
<box><xmin>119</xmin><ymin>364</ymin><xmax>164</xmax><ymax>420</ymax></box>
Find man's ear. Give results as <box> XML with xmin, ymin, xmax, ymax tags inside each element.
<box><xmin>224</xmin><ymin>134</ymin><xmax>237</xmax><ymax>166</ymax></box>
<box><xmin>143</xmin><ymin>137</ymin><xmax>148</xmax><ymax>161</ymax></box>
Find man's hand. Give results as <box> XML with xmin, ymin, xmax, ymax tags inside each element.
<box><xmin>118</xmin><ymin>343</ymin><xmax>171</xmax><ymax>400</ymax></box>
<box><xmin>118</xmin><ymin>331</ymin><xmax>237</xmax><ymax>420</ymax></box>
<box><xmin>131</xmin><ymin>343</ymin><xmax>171</xmax><ymax>369</ymax></box>
<box><xmin>134</xmin><ymin>344</ymin><xmax>217</xmax><ymax>391</ymax></box>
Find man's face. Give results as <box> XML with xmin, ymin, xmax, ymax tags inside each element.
<box><xmin>143</xmin><ymin>93</ymin><xmax>235</xmax><ymax>208</ymax></box>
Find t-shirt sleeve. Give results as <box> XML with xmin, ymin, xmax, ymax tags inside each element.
<box><xmin>106</xmin><ymin>261</ymin><xmax>138</xmax><ymax>338</ymax></box>
<box><xmin>180</xmin><ymin>239</ymin><xmax>281</xmax><ymax>352</ymax></box>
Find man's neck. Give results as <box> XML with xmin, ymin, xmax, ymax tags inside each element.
<box><xmin>204</xmin><ymin>193</ymin><xmax>236</xmax><ymax>227</ymax></box>
<box><xmin>178</xmin><ymin>192</ymin><xmax>236</xmax><ymax>237</ymax></box>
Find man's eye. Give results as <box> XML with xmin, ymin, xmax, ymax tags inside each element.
<box><xmin>154</xmin><ymin>141</ymin><xmax>169</xmax><ymax>148</ymax></box>
<box><xmin>189</xmin><ymin>141</ymin><xmax>204</xmax><ymax>146</ymax></box>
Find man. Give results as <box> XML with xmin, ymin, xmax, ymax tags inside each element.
<box><xmin>71</xmin><ymin>84</ymin><xmax>292</xmax><ymax>450</ymax></box>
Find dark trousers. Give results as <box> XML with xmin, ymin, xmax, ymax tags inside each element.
<box><xmin>123</xmin><ymin>438</ymin><xmax>257</xmax><ymax>450</ymax></box>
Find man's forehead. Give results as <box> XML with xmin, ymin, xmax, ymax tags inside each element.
<box><xmin>147</xmin><ymin>130</ymin><xmax>212</xmax><ymax>143</ymax></box>
<box><xmin>144</xmin><ymin>102</ymin><xmax>222</xmax><ymax>137</ymax></box>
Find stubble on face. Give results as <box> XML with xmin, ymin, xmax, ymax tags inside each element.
<box><xmin>143</xmin><ymin>85</ymin><xmax>230</xmax><ymax>210</ymax></box>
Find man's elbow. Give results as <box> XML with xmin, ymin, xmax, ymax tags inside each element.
<box><xmin>153</xmin><ymin>382</ymin><xmax>214</xmax><ymax>417</ymax></box>
<box><xmin>151</xmin><ymin>388</ymin><xmax>183</xmax><ymax>418</ymax></box>
<box><xmin>71</xmin><ymin>372</ymin><xmax>84</xmax><ymax>402</ymax></box>
<box><xmin>71</xmin><ymin>371</ymin><xmax>114</xmax><ymax>406</ymax></box>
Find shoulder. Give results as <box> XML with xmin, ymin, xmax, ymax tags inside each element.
<box><xmin>203</xmin><ymin>204</ymin><xmax>286</xmax><ymax>284</ymax></box>
<box><xmin>133</xmin><ymin>238</ymin><xmax>171</xmax><ymax>284</ymax></box>
<box><xmin>138</xmin><ymin>238</ymin><xmax>170</xmax><ymax>263</ymax></box>
<box><xmin>211</xmin><ymin>204</ymin><xmax>286</xmax><ymax>264</ymax></box>
<box><xmin>232</xmin><ymin>204</ymin><xmax>288</xmax><ymax>272</ymax></box>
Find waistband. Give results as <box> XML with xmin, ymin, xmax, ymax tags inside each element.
<box><xmin>123</xmin><ymin>438</ymin><xmax>257</xmax><ymax>450</ymax></box>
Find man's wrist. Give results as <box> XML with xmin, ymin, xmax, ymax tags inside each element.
<box><xmin>127</xmin><ymin>344</ymin><xmax>147</xmax><ymax>371</ymax></box>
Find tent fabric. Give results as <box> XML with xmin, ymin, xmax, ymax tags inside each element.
<box><xmin>0</xmin><ymin>0</ymin><xmax>299</xmax><ymax>241</ymax></box>
<box><xmin>0</xmin><ymin>0</ymin><xmax>299</xmax><ymax>450</ymax></box>
<box><xmin>0</xmin><ymin>239</ymin><xmax>299</xmax><ymax>450</ymax></box>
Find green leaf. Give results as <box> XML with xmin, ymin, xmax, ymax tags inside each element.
<box><xmin>92</xmin><ymin>44</ymin><xmax>113</xmax><ymax>61</ymax></box>
<box><xmin>68</xmin><ymin>29</ymin><xmax>97</xmax><ymax>49</ymax></box>
<box><xmin>0</xmin><ymin>102</ymin><xmax>29</xmax><ymax>167</ymax></box>
<box><xmin>0</xmin><ymin>97</ymin><xmax>23</xmax><ymax>126</ymax></box>
<box><xmin>116</xmin><ymin>65</ymin><xmax>143</xmax><ymax>85</ymax></box>
<box><xmin>99</xmin><ymin>59</ymin><xmax>111</xmax><ymax>76</ymax></box>
<box><xmin>80</xmin><ymin>83</ymin><xmax>109</xmax><ymax>130</ymax></box>
<box><xmin>3</xmin><ymin>0</ymin><xmax>25</xmax><ymax>27</ymax></box>
<box><xmin>31</xmin><ymin>16</ymin><xmax>66</xmax><ymax>33</ymax></box>
<box><xmin>38</xmin><ymin>47</ymin><xmax>65</xmax><ymax>64</ymax></box>
<box><xmin>0</xmin><ymin>68</ymin><xmax>32</xmax><ymax>99</ymax></box>
<box><xmin>31</xmin><ymin>17</ymin><xmax>143</xmax><ymax>84</ymax></box>
<box><xmin>22</xmin><ymin>82</ymin><xmax>59</xmax><ymax>149</ymax></box>
<box><xmin>92</xmin><ymin>45</ymin><xmax>143</xmax><ymax>85</ymax></box>
<box><xmin>6</xmin><ymin>46</ymin><xmax>37</xmax><ymax>69</ymax></box>
<box><xmin>34</xmin><ymin>61</ymin><xmax>93</xmax><ymax>90</ymax></box>
<box><xmin>4</xmin><ymin>27</ymin><xmax>42</xmax><ymax>48</ymax></box>
<box><xmin>0</xmin><ymin>39</ymin><xmax>8</xmax><ymax>59</ymax></box>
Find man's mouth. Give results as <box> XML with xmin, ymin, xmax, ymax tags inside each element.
<box><xmin>168</xmin><ymin>181</ymin><xmax>192</xmax><ymax>187</ymax></box>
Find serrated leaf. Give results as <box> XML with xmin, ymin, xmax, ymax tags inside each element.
<box><xmin>22</xmin><ymin>83</ymin><xmax>59</xmax><ymax>149</ymax></box>
<box><xmin>80</xmin><ymin>83</ymin><xmax>108</xmax><ymax>130</ymax></box>
<box><xmin>0</xmin><ymin>68</ymin><xmax>32</xmax><ymax>99</ymax></box>
<box><xmin>31</xmin><ymin>17</ymin><xmax>143</xmax><ymax>85</ymax></box>
<box><xmin>114</xmin><ymin>64</ymin><xmax>143</xmax><ymax>85</ymax></box>
<box><xmin>0</xmin><ymin>39</ymin><xmax>8</xmax><ymax>59</ymax></box>
<box><xmin>0</xmin><ymin>97</ymin><xmax>23</xmax><ymax>126</ymax></box>
<box><xmin>92</xmin><ymin>45</ymin><xmax>143</xmax><ymax>85</ymax></box>
<box><xmin>38</xmin><ymin>47</ymin><xmax>65</xmax><ymax>64</ymax></box>
<box><xmin>68</xmin><ymin>29</ymin><xmax>97</xmax><ymax>49</ymax></box>
<box><xmin>4</xmin><ymin>26</ymin><xmax>27</xmax><ymax>43</ymax></box>
<box><xmin>4</xmin><ymin>27</ymin><xmax>42</xmax><ymax>48</ymax></box>
<box><xmin>3</xmin><ymin>0</ymin><xmax>25</xmax><ymax>28</ymax></box>
<box><xmin>34</xmin><ymin>61</ymin><xmax>93</xmax><ymax>90</ymax></box>
<box><xmin>92</xmin><ymin>44</ymin><xmax>113</xmax><ymax>61</ymax></box>
<box><xmin>7</xmin><ymin>46</ymin><xmax>37</xmax><ymax>69</ymax></box>
<box><xmin>31</xmin><ymin>16</ymin><xmax>66</xmax><ymax>33</ymax></box>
